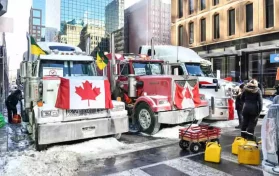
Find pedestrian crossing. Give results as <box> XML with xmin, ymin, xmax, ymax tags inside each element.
<box><xmin>106</xmin><ymin>145</ymin><xmax>263</xmax><ymax>176</ymax></box>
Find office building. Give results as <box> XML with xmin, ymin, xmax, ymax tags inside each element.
<box><xmin>172</xmin><ymin>0</ymin><xmax>279</xmax><ymax>93</ymax></box>
<box><xmin>60</xmin><ymin>0</ymin><xmax>125</xmax><ymax>53</ymax></box>
<box><xmin>30</xmin><ymin>0</ymin><xmax>46</xmax><ymax>41</ymax></box>
<box><xmin>124</xmin><ymin>0</ymin><xmax>171</xmax><ymax>53</ymax></box>
<box><xmin>0</xmin><ymin>0</ymin><xmax>9</xmax><ymax>112</ymax></box>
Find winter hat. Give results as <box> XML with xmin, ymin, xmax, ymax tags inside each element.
<box><xmin>247</xmin><ymin>79</ymin><xmax>258</xmax><ymax>87</ymax></box>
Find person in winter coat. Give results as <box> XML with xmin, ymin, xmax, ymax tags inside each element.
<box><xmin>5</xmin><ymin>89</ymin><xmax>22</xmax><ymax>123</ymax></box>
<box><xmin>241</xmin><ymin>79</ymin><xmax>263</xmax><ymax>141</ymax></box>
<box><xmin>235</xmin><ymin>84</ymin><xmax>245</xmax><ymax>129</ymax></box>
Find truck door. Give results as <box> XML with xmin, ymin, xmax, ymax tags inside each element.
<box><xmin>118</xmin><ymin>63</ymin><xmax>129</xmax><ymax>90</ymax></box>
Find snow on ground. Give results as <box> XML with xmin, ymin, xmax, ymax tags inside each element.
<box><xmin>1</xmin><ymin>150</ymin><xmax>79</xmax><ymax>176</ymax></box>
<box><xmin>152</xmin><ymin>124</ymin><xmax>199</xmax><ymax>139</ymax></box>
<box><xmin>0</xmin><ymin>138</ymin><xmax>126</xmax><ymax>176</ymax></box>
<box><xmin>152</xmin><ymin>126</ymin><xmax>184</xmax><ymax>139</ymax></box>
<box><xmin>209</xmin><ymin>119</ymin><xmax>239</xmax><ymax>128</ymax></box>
<box><xmin>49</xmin><ymin>137</ymin><xmax>125</xmax><ymax>154</ymax></box>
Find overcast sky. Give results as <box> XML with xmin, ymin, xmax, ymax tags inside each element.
<box><xmin>3</xmin><ymin>0</ymin><xmax>139</xmax><ymax>79</ymax></box>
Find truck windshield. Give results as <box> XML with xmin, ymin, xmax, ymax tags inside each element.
<box><xmin>185</xmin><ymin>64</ymin><xmax>205</xmax><ymax>77</ymax></box>
<box><xmin>39</xmin><ymin>60</ymin><xmax>94</xmax><ymax>77</ymax></box>
<box><xmin>201</xmin><ymin>65</ymin><xmax>215</xmax><ymax>77</ymax></box>
<box><xmin>133</xmin><ymin>62</ymin><xmax>163</xmax><ymax>75</ymax></box>
<box><xmin>71</xmin><ymin>61</ymin><xmax>94</xmax><ymax>76</ymax></box>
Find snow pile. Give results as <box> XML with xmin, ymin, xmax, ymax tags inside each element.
<box><xmin>210</xmin><ymin>119</ymin><xmax>239</xmax><ymax>128</ymax></box>
<box><xmin>152</xmin><ymin>124</ymin><xmax>199</xmax><ymax>139</ymax></box>
<box><xmin>49</xmin><ymin>137</ymin><xmax>125</xmax><ymax>154</ymax></box>
<box><xmin>0</xmin><ymin>138</ymin><xmax>126</xmax><ymax>176</ymax></box>
<box><xmin>1</xmin><ymin>150</ymin><xmax>79</xmax><ymax>176</ymax></box>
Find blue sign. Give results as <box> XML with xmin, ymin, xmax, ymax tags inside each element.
<box><xmin>270</xmin><ymin>54</ymin><xmax>279</xmax><ymax>63</ymax></box>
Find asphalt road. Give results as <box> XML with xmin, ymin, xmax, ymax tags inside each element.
<box><xmin>77</xmin><ymin>125</ymin><xmax>263</xmax><ymax>176</ymax></box>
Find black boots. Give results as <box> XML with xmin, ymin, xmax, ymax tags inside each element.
<box><xmin>241</xmin><ymin>131</ymin><xmax>257</xmax><ymax>142</ymax></box>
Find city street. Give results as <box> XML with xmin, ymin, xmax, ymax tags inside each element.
<box><xmin>0</xmin><ymin>118</ymin><xmax>264</xmax><ymax>176</ymax></box>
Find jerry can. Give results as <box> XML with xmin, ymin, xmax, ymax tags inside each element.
<box><xmin>204</xmin><ymin>142</ymin><xmax>222</xmax><ymax>163</ymax></box>
<box><xmin>12</xmin><ymin>114</ymin><xmax>21</xmax><ymax>124</ymax></box>
<box><xmin>238</xmin><ymin>145</ymin><xmax>260</xmax><ymax>165</ymax></box>
<box><xmin>232</xmin><ymin>137</ymin><xmax>246</xmax><ymax>155</ymax></box>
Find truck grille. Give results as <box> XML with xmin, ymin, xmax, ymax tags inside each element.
<box><xmin>65</xmin><ymin>109</ymin><xmax>107</xmax><ymax>117</ymax></box>
<box><xmin>175</xmin><ymin>79</ymin><xmax>198</xmax><ymax>88</ymax></box>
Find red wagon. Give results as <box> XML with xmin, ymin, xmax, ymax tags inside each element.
<box><xmin>179</xmin><ymin>125</ymin><xmax>221</xmax><ymax>153</ymax></box>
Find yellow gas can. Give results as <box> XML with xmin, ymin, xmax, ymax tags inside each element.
<box><xmin>232</xmin><ymin>137</ymin><xmax>246</xmax><ymax>155</ymax></box>
<box><xmin>204</xmin><ymin>142</ymin><xmax>222</xmax><ymax>163</ymax></box>
<box><xmin>238</xmin><ymin>145</ymin><xmax>260</xmax><ymax>165</ymax></box>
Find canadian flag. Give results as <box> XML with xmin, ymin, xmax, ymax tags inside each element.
<box><xmin>55</xmin><ymin>77</ymin><xmax>113</xmax><ymax>110</ymax></box>
<box><xmin>174</xmin><ymin>82</ymin><xmax>201</xmax><ymax>109</ymax></box>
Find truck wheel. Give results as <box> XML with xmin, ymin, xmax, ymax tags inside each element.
<box><xmin>189</xmin><ymin>142</ymin><xmax>201</xmax><ymax>153</ymax></box>
<box><xmin>135</xmin><ymin>103</ymin><xmax>160</xmax><ymax>135</ymax></box>
<box><xmin>32</xmin><ymin>112</ymin><xmax>47</xmax><ymax>151</ymax></box>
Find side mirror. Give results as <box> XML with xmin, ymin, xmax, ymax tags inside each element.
<box><xmin>213</xmin><ymin>79</ymin><xmax>219</xmax><ymax>92</ymax></box>
<box><xmin>20</xmin><ymin>61</ymin><xmax>31</xmax><ymax>79</ymax></box>
<box><xmin>213</xmin><ymin>79</ymin><xmax>218</xmax><ymax>83</ymax></box>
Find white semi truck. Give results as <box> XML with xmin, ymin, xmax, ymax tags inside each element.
<box><xmin>20</xmin><ymin>35</ymin><xmax>128</xmax><ymax>151</ymax></box>
<box><xmin>139</xmin><ymin>45</ymin><xmax>237</xmax><ymax>120</ymax></box>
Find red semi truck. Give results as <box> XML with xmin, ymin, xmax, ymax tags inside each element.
<box><xmin>98</xmin><ymin>54</ymin><xmax>210</xmax><ymax>134</ymax></box>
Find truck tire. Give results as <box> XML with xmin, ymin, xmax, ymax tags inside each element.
<box><xmin>32</xmin><ymin>112</ymin><xmax>47</xmax><ymax>151</ymax></box>
<box><xmin>135</xmin><ymin>103</ymin><xmax>160</xmax><ymax>135</ymax></box>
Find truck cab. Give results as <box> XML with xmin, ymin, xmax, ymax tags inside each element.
<box><xmin>139</xmin><ymin>45</ymin><xmax>235</xmax><ymax>121</ymax></box>
<box><xmin>100</xmin><ymin>54</ymin><xmax>209</xmax><ymax>134</ymax></box>
<box><xmin>20</xmin><ymin>40</ymin><xmax>128</xmax><ymax>150</ymax></box>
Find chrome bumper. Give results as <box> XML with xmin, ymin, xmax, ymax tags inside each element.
<box><xmin>205</xmin><ymin>107</ymin><xmax>229</xmax><ymax>120</ymax></box>
<box><xmin>38</xmin><ymin>115</ymin><xmax>129</xmax><ymax>145</ymax></box>
<box><xmin>262</xmin><ymin>160</ymin><xmax>279</xmax><ymax>176</ymax></box>
<box><xmin>158</xmin><ymin>106</ymin><xmax>208</xmax><ymax>124</ymax></box>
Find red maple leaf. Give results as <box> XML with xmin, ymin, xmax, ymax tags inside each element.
<box><xmin>75</xmin><ymin>81</ymin><xmax>101</xmax><ymax>106</ymax></box>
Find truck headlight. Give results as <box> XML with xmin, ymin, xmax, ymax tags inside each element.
<box><xmin>158</xmin><ymin>100</ymin><xmax>169</xmax><ymax>105</ymax></box>
<box><xmin>41</xmin><ymin>110</ymin><xmax>59</xmax><ymax>117</ymax></box>
<box><xmin>215</xmin><ymin>99</ymin><xmax>227</xmax><ymax>107</ymax></box>
<box><xmin>112</xmin><ymin>104</ymin><xmax>125</xmax><ymax>112</ymax></box>
<box><xmin>199</xmin><ymin>94</ymin><xmax>205</xmax><ymax>100</ymax></box>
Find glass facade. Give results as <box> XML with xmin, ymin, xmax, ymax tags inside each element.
<box><xmin>212</xmin><ymin>56</ymin><xmax>238</xmax><ymax>81</ymax></box>
<box><xmin>247</xmin><ymin>50</ymin><xmax>279</xmax><ymax>91</ymax></box>
<box><xmin>60</xmin><ymin>0</ymin><xmax>124</xmax><ymax>54</ymax></box>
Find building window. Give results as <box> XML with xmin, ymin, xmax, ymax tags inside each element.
<box><xmin>178</xmin><ymin>25</ymin><xmax>183</xmax><ymax>46</ymax></box>
<box><xmin>178</xmin><ymin>0</ymin><xmax>183</xmax><ymax>18</ymax></box>
<box><xmin>200</xmin><ymin>0</ymin><xmax>206</xmax><ymax>10</ymax></box>
<box><xmin>228</xmin><ymin>9</ymin><xmax>235</xmax><ymax>36</ymax></box>
<box><xmin>200</xmin><ymin>18</ymin><xmax>206</xmax><ymax>42</ymax></box>
<box><xmin>213</xmin><ymin>0</ymin><xmax>219</xmax><ymax>6</ymax></box>
<box><xmin>189</xmin><ymin>22</ymin><xmax>194</xmax><ymax>44</ymax></box>
<box><xmin>265</xmin><ymin>0</ymin><xmax>274</xmax><ymax>28</ymax></box>
<box><xmin>213</xmin><ymin>14</ymin><xmax>220</xmax><ymax>39</ymax></box>
<box><xmin>189</xmin><ymin>0</ymin><xmax>194</xmax><ymax>15</ymax></box>
<box><xmin>246</xmin><ymin>3</ymin><xmax>253</xmax><ymax>32</ymax></box>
